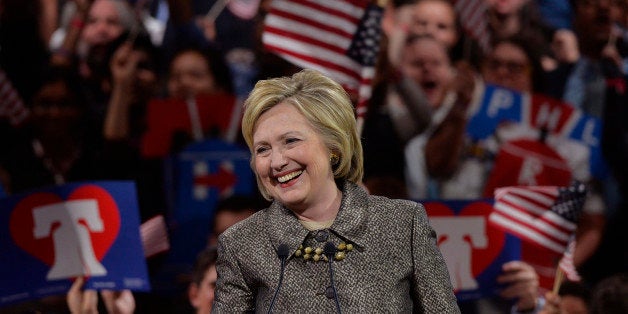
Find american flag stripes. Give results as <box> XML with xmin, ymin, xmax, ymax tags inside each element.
<box><xmin>453</xmin><ymin>0</ymin><xmax>491</xmax><ymax>53</ymax></box>
<box><xmin>489</xmin><ymin>182</ymin><xmax>587</xmax><ymax>254</ymax></box>
<box><xmin>262</xmin><ymin>0</ymin><xmax>382</xmax><ymax>117</ymax></box>
<box><xmin>558</xmin><ymin>236</ymin><xmax>581</xmax><ymax>282</ymax></box>
<box><xmin>0</xmin><ymin>69</ymin><xmax>29</xmax><ymax>127</ymax></box>
<box><xmin>140</xmin><ymin>215</ymin><xmax>170</xmax><ymax>258</ymax></box>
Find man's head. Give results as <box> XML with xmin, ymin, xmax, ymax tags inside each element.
<box><xmin>188</xmin><ymin>247</ymin><xmax>218</xmax><ymax>314</ymax></box>
<box><xmin>571</xmin><ymin>0</ymin><xmax>616</xmax><ymax>56</ymax></box>
<box><xmin>208</xmin><ymin>195</ymin><xmax>265</xmax><ymax>245</ymax></box>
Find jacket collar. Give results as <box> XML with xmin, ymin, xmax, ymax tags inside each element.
<box><xmin>265</xmin><ymin>181</ymin><xmax>370</xmax><ymax>257</ymax></box>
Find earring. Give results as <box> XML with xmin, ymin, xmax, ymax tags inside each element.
<box><xmin>330</xmin><ymin>153</ymin><xmax>340</xmax><ymax>165</ymax></box>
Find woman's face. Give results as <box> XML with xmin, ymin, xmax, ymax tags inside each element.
<box><xmin>167</xmin><ymin>51</ymin><xmax>217</xmax><ymax>99</ymax></box>
<box><xmin>252</xmin><ymin>102</ymin><xmax>335</xmax><ymax>211</ymax></box>
<box><xmin>409</xmin><ymin>0</ymin><xmax>458</xmax><ymax>48</ymax></box>
<box><xmin>31</xmin><ymin>81</ymin><xmax>83</xmax><ymax>137</ymax></box>
<box><xmin>401</xmin><ymin>38</ymin><xmax>454</xmax><ymax>107</ymax></box>
<box><xmin>81</xmin><ymin>0</ymin><xmax>124</xmax><ymax>46</ymax></box>
<box><xmin>482</xmin><ymin>42</ymin><xmax>532</xmax><ymax>92</ymax></box>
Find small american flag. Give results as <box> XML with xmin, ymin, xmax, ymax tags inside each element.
<box><xmin>558</xmin><ymin>235</ymin><xmax>581</xmax><ymax>282</ymax></box>
<box><xmin>0</xmin><ymin>69</ymin><xmax>29</xmax><ymax>127</ymax></box>
<box><xmin>453</xmin><ymin>0</ymin><xmax>491</xmax><ymax>53</ymax></box>
<box><xmin>140</xmin><ymin>215</ymin><xmax>170</xmax><ymax>258</ymax></box>
<box><xmin>227</xmin><ymin>0</ymin><xmax>261</xmax><ymax>20</ymax></box>
<box><xmin>262</xmin><ymin>0</ymin><xmax>382</xmax><ymax>118</ymax></box>
<box><xmin>489</xmin><ymin>181</ymin><xmax>587</xmax><ymax>254</ymax></box>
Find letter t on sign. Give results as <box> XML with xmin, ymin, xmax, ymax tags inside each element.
<box><xmin>32</xmin><ymin>199</ymin><xmax>107</xmax><ymax>280</ymax></box>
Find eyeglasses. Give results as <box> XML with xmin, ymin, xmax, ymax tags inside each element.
<box><xmin>483</xmin><ymin>57</ymin><xmax>530</xmax><ymax>75</ymax></box>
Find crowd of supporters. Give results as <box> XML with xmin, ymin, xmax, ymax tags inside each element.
<box><xmin>0</xmin><ymin>0</ymin><xmax>626</xmax><ymax>313</ymax></box>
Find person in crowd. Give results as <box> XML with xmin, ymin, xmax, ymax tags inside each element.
<box><xmin>594</xmin><ymin>0</ymin><xmax>628</xmax><ymax>285</ymax></box>
<box><xmin>545</xmin><ymin>0</ymin><xmax>627</xmax><ymax>280</ymax></box>
<box><xmin>167</xmin><ymin>47</ymin><xmax>233</xmax><ymax>100</ymax></box>
<box><xmin>540</xmin><ymin>280</ymin><xmax>591</xmax><ymax>314</ymax></box>
<box><xmin>207</xmin><ymin>194</ymin><xmax>265</xmax><ymax>246</ymax></box>
<box><xmin>404</xmin><ymin>35</ymin><xmax>568</xmax><ymax>314</ymax></box>
<box><xmin>162</xmin><ymin>45</ymin><xmax>239</xmax><ymax>150</ymax></box>
<box><xmin>50</xmin><ymin>0</ymin><xmax>141</xmax><ymax>72</ymax></box>
<box><xmin>363</xmin><ymin>0</ymin><xmax>464</xmax><ymax>198</ymax></box>
<box><xmin>212</xmin><ymin>69</ymin><xmax>459</xmax><ymax>312</ymax></box>
<box><xmin>547</xmin><ymin>0</ymin><xmax>625</xmax><ymax>115</ymax></box>
<box><xmin>589</xmin><ymin>273</ymin><xmax>628</xmax><ymax>314</ymax></box>
<box><xmin>66</xmin><ymin>276</ymin><xmax>135</xmax><ymax>314</ymax></box>
<box><xmin>486</xmin><ymin>0</ymin><xmax>560</xmax><ymax>73</ymax></box>
<box><xmin>383</xmin><ymin>0</ymin><xmax>460</xmax><ymax>69</ymax></box>
<box><xmin>81</xmin><ymin>30</ymin><xmax>166</xmax><ymax>223</ymax></box>
<box><xmin>486</xmin><ymin>0</ymin><xmax>552</xmax><ymax>43</ymax></box>
<box><xmin>0</xmin><ymin>65</ymin><xmax>102</xmax><ymax>194</ymax></box>
<box><xmin>101</xmin><ymin>32</ymin><xmax>159</xmax><ymax>143</ymax></box>
<box><xmin>402</xmin><ymin>35</ymin><xmax>457</xmax><ymax>108</ymax></box>
<box><xmin>363</xmin><ymin>34</ymin><xmax>455</xmax><ymax>198</ymax></box>
<box><xmin>542</xmin><ymin>274</ymin><xmax>628</xmax><ymax>314</ymax></box>
<box><xmin>81</xmin><ymin>0</ymin><xmax>136</xmax><ymax>48</ymax></box>
<box><xmin>187</xmin><ymin>247</ymin><xmax>218</xmax><ymax>314</ymax></box>
<box><xmin>481</xmin><ymin>36</ymin><xmax>547</xmax><ymax>93</ymax></box>
<box><xmin>163</xmin><ymin>0</ymin><xmax>258</xmax><ymax>97</ymax></box>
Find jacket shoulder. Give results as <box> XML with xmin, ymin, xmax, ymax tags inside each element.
<box><xmin>217</xmin><ymin>209</ymin><xmax>267</xmax><ymax>244</ymax></box>
<box><xmin>366</xmin><ymin>194</ymin><xmax>426</xmax><ymax>216</ymax></box>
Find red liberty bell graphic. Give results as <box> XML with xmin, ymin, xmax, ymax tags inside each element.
<box><xmin>10</xmin><ymin>185</ymin><xmax>121</xmax><ymax>280</ymax></box>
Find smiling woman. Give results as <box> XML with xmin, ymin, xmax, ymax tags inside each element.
<box><xmin>212</xmin><ymin>69</ymin><xmax>460</xmax><ymax>313</ymax></box>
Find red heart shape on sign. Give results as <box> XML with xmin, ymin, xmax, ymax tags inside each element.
<box><xmin>425</xmin><ymin>201</ymin><xmax>505</xmax><ymax>277</ymax></box>
<box><xmin>9</xmin><ymin>185</ymin><xmax>121</xmax><ymax>268</ymax></box>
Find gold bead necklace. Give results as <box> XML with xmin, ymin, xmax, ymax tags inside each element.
<box><xmin>294</xmin><ymin>242</ymin><xmax>354</xmax><ymax>262</ymax></box>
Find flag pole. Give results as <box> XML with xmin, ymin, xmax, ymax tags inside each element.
<box><xmin>206</xmin><ymin>0</ymin><xmax>232</xmax><ymax>23</ymax></box>
<box><xmin>356</xmin><ymin>0</ymin><xmax>388</xmax><ymax>136</ymax></box>
<box><xmin>552</xmin><ymin>267</ymin><xmax>564</xmax><ymax>294</ymax></box>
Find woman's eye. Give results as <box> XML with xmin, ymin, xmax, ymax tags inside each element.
<box><xmin>286</xmin><ymin>138</ymin><xmax>300</xmax><ymax>144</ymax></box>
<box><xmin>256</xmin><ymin>147</ymin><xmax>269</xmax><ymax>155</ymax></box>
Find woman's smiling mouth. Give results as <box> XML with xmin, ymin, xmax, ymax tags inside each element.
<box><xmin>277</xmin><ymin>170</ymin><xmax>304</xmax><ymax>183</ymax></box>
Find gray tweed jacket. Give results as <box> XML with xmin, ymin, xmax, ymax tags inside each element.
<box><xmin>212</xmin><ymin>181</ymin><xmax>460</xmax><ymax>313</ymax></box>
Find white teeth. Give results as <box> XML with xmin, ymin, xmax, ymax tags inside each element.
<box><xmin>277</xmin><ymin>170</ymin><xmax>303</xmax><ymax>183</ymax></box>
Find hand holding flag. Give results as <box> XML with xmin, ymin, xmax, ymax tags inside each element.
<box><xmin>489</xmin><ymin>182</ymin><xmax>587</xmax><ymax>292</ymax></box>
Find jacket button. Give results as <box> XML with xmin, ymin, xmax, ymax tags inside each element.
<box><xmin>315</xmin><ymin>230</ymin><xmax>329</xmax><ymax>242</ymax></box>
<box><xmin>325</xmin><ymin>286</ymin><xmax>336</xmax><ymax>299</ymax></box>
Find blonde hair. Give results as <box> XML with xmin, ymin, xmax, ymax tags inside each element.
<box><xmin>242</xmin><ymin>69</ymin><xmax>364</xmax><ymax>200</ymax></box>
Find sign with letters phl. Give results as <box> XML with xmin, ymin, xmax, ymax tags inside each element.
<box><xmin>423</xmin><ymin>199</ymin><xmax>521</xmax><ymax>301</ymax></box>
<box><xmin>466</xmin><ymin>84</ymin><xmax>606</xmax><ymax>179</ymax></box>
<box><xmin>0</xmin><ymin>181</ymin><xmax>150</xmax><ymax>307</ymax></box>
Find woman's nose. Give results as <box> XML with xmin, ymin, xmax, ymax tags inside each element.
<box><xmin>270</xmin><ymin>150</ymin><xmax>287</xmax><ymax>169</ymax></box>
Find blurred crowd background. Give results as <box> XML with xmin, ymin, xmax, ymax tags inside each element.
<box><xmin>0</xmin><ymin>0</ymin><xmax>627</xmax><ymax>313</ymax></box>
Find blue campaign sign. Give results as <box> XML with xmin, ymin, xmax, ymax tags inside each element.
<box><xmin>173</xmin><ymin>139</ymin><xmax>254</xmax><ymax>223</ymax></box>
<box><xmin>155</xmin><ymin>139</ymin><xmax>255</xmax><ymax>293</ymax></box>
<box><xmin>466</xmin><ymin>84</ymin><xmax>607</xmax><ymax>180</ymax></box>
<box><xmin>0</xmin><ymin>181</ymin><xmax>150</xmax><ymax>307</ymax></box>
<box><xmin>466</xmin><ymin>84</ymin><xmax>524</xmax><ymax>141</ymax></box>
<box><xmin>422</xmin><ymin>199</ymin><xmax>521</xmax><ymax>301</ymax></box>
